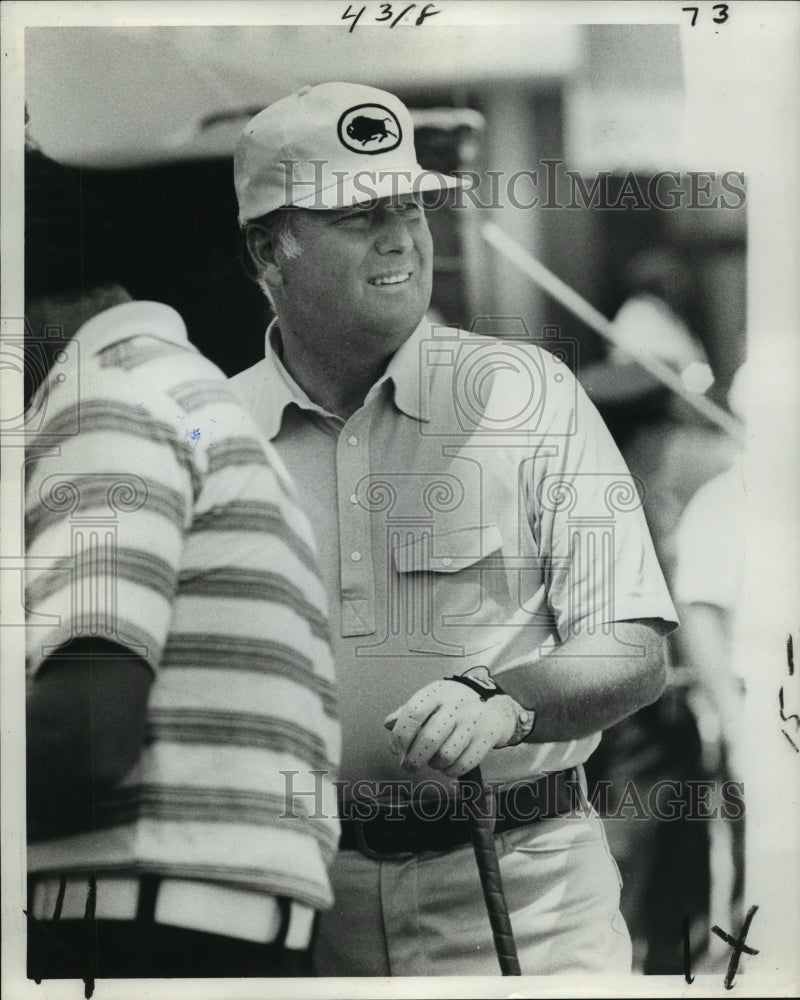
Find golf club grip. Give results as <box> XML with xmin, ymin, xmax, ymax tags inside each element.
<box><xmin>460</xmin><ymin>766</ymin><xmax>522</xmax><ymax>975</ymax></box>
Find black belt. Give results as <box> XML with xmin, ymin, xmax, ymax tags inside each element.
<box><xmin>338</xmin><ymin>768</ymin><xmax>583</xmax><ymax>859</ymax></box>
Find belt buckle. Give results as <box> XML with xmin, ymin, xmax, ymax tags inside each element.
<box><xmin>351</xmin><ymin>817</ymin><xmax>416</xmax><ymax>861</ymax></box>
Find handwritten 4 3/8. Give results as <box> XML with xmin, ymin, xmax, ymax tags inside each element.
<box><xmin>342</xmin><ymin>3</ymin><xmax>441</xmax><ymax>31</ymax></box>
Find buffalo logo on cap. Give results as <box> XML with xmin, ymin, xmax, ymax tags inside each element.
<box><xmin>337</xmin><ymin>104</ymin><xmax>402</xmax><ymax>155</ymax></box>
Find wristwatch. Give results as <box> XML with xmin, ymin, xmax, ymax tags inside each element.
<box><xmin>447</xmin><ymin>666</ymin><xmax>536</xmax><ymax>745</ymax></box>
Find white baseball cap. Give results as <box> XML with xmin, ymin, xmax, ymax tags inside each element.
<box><xmin>234</xmin><ymin>81</ymin><xmax>460</xmax><ymax>223</ymax></box>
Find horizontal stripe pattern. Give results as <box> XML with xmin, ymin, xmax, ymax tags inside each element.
<box><xmin>170</xmin><ymin>379</ymin><xmax>239</xmax><ymax>413</ymax></box>
<box><xmin>29</xmin><ymin>398</ymin><xmax>195</xmax><ymax>459</ymax></box>
<box><xmin>206</xmin><ymin>437</ymin><xmax>272</xmax><ymax>473</ymax></box>
<box><xmin>25</xmin><ymin>302</ymin><xmax>339</xmax><ymax>907</ymax></box>
<box><xmin>97</xmin><ymin>334</ymin><xmax>188</xmax><ymax>371</ymax></box>
<box><xmin>30</xmin><ymin>823</ymin><xmax>338</xmax><ymax>910</ymax></box>
<box><xmin>27</xmin><ymin>547</ymin><xmax>179</xmax><ymax>609</ymax></box>
<box><xmin>177</xmin><ymin>568</ymin><xmax>329</xmax><ymax>639</ymax></box>
<box><xmin>25</xmin><ymin>400</ymin><xmax>199</xmax><ymax>496</ymax></box>
<box><xmin>26</xmin><ymin>479</ymin><xmax>188</xmax><ymax>549</ymax></box>
<box><xmin>191</xmin><ymin>500</ymin><xmax>320</xmax><ymax>577</ymax></box>
<box><xmin>32</xmin><ymin>784</ymin><xmax>334</xmax><ymax>836</ymax></box>
<box><xmin>26</xmin><ymin>616</ymin><xmax>167</xmax><ymax>675</ymax></box>
<box><xmin>148</xmin><ymin>709</ymin><xmax>331</xmax><ymax>766</ymax></box>
<box><xmin>161</xmin><ymin>634</ymin><xmax>337</xmax><ymax>715</ymax></box>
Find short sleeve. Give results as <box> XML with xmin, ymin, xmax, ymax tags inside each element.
<box><xmin>25</xmin><ymin>382</ymin><xmax>193</xmax><ymax>675</ymax></box>
<box><xmin>531</xmin><ymin>368</ymin><xmax>679</xmax><ymax>639</ymax></box>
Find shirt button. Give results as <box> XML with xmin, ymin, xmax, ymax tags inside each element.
<box><xmin>350</xmin><ymin>551</ymin><xmax>362</xmax><ymax>562</ymax></box>
<box><xmin>348</xmin><ymin>435</ymin><xmax>358</xmax><ymax>446</ymax></box>
<box><xmin>350</xmin><ymin>494</ymin><xmax>358</xmax><ymax>505</ymax></box>
<box><xmin>442</xmin><ymin>557</ymin><xmax>453</xmax><ymax>567</ymax></box>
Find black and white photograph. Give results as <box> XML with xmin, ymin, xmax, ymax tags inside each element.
<box><xmin>1</xmin><ymin>2</ymin><xmax>798</xmax><ymax>997</ymax></box>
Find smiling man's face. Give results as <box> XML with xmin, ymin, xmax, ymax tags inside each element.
<box><xmin>276</xmin><ymin>195</ymin><xmax>434</xmax><ymax>357</ymax></box>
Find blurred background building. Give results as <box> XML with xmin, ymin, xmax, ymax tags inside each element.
<box><xmin>24</xmin><ymin>23</ymin><xmax>746</xmax><ymax>384</ymax></box>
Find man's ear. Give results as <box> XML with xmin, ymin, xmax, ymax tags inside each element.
<box><xmin>246</xmin><ymin>224</ymin><xmax>284</xmax><ymax>288</ymax></box>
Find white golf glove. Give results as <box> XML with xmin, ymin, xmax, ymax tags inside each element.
<box><xmin>384</xmin><ymin>668</ymin><xmax>532</xmax><ymax>778</ymax></box>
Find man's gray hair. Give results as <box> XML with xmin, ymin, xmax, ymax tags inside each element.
<box><xmin>241</xmin><ymin>207</ymin><xmax>302</xmax><ymax>305</ymax></box>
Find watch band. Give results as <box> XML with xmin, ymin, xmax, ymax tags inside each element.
<box><xmin>446</xmin><ymin>667</ymin><xmax>536</xmax><ymax>745</ymax></box>
<box><xmin>445</xmin><ymin>673</ymin><xmax>506</xmax><ymax>701</ymax></box>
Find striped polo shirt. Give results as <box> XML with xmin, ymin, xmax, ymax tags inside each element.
<box><xmin>25</xmin><ymin>301</ymin><xmax>339</xmax><ymax>911</ymax></box>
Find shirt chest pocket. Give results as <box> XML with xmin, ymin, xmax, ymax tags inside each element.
<box><xmin>391</xmin><ymin>524</ymin><xmax>512</xmax><ymax>656</ymax></box>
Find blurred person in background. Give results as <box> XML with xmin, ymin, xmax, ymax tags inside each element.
<box><xmin>672</xmin><ymin>365</ymin><xmax>748</xmax><ymax>952</ymax></box>
<box><xmin>580</xmin><ymin>245</ymin><xmax>736</xmax><ymax>580</ymax></box>
<box><xmin>24</xmin><ymin>149</ymin><xmax>339</xmax><ymax>981</ymax></box>
<box><xmin>231</xmin><ymin>81</ymin><xmax>677</xmax><ymax>977</ymax></box>
<box><xmin>581</xmin><ymin>246</ymin><xmax>713</xmax><ymax>413</ymax></box>
<box><xmin>581</xmin><ymin>248</ymin><xmax>742</xmax><ymax>972</ymax></box>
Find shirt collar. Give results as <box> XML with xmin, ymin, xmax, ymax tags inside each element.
<box><xmin>75</xmin><ymin>300</ymin><xmax>191</xmax><ymax>356</ymax></box>
<box><xmin>260</xmin><ymin>316</ymin><xmax>433</xmax><ymax>436</ymax></box>
<box><xmin>257</xmin><ymin>322</ymin><xmax>332</xmax><ymax>439</ymax></box>
<box><xmin>381</xmin><ymin>318</ymin><xmax>432</xmax><ymax>422</ymax></box>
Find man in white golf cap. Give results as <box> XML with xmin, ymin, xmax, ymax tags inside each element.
<box><xmin>231</xmin><ymin>81</ymin><xmax>678</xmax><ymax>977</ymax></box>
<box><xmin>234</xmin><ymin>81</ymin><xmax>458</xmax><ymax>219</ymax></box>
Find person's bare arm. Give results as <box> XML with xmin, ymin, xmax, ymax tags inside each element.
<box><xmin>386</xmin><ymin>620</ymin><xmax>668</xmax><ymax>776</ymax></box>
<box><xmin>490</xmin><ymin>619</ymin><xmax>668</xmax><ymax>743</ymax></box>
<box><xmin>27</xmin><ymin>637</ymin><xmax>153</xmax><ymax>835</ymax></box>
<box><xmin>676</xmin><ymin>601</ymin><xmax>744</xmax><ymax>777</ymax></box>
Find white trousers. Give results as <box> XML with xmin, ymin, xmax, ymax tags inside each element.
<box><xmin>314</xmin><ymin>809</ymin><xmax>632</xmax><ymax>977</ymax></box>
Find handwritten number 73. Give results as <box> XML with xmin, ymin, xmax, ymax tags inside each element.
<box><xmin>683</xmin><ymin>5</ymin><xmax>730</xmax><ymax>26</ymax></box>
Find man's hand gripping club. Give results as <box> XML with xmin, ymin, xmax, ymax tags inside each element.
<box><xmin>384</xmin><ymin>667</ymin><xmax>534</xmax><ymax>778</ymax></box>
